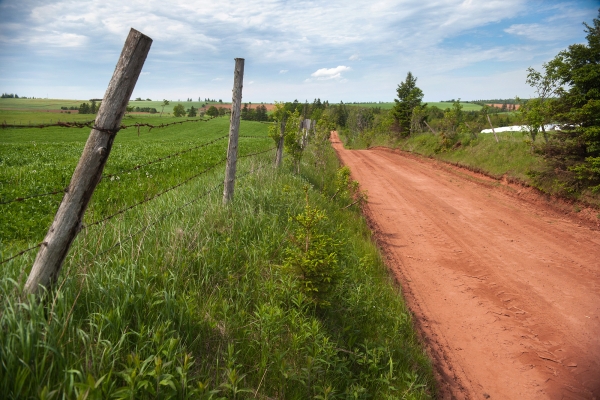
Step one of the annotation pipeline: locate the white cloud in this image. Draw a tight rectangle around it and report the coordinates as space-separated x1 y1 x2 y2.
0 0 594 101
310 66 351 81
504 23 566 42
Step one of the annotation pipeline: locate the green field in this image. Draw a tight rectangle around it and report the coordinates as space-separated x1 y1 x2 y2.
346 101 483 111
1 110 434 398
0 98 230 124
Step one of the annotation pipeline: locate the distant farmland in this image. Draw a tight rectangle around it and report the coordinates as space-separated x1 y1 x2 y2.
347 101 483 111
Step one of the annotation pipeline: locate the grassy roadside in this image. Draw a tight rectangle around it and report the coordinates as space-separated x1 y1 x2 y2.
1 121 434 398
345 130 542 184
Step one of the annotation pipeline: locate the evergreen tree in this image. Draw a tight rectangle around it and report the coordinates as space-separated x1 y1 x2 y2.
392 72 424 137
534 9 600 193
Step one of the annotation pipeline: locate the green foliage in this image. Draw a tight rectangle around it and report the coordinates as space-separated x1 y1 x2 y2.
173 104 186 117
332 166 368 209
532 10 600 196
1 112 434 399
206 105 219 118
392 72 424 137
187 106 197 118
241 103 268 121
284 187 342 307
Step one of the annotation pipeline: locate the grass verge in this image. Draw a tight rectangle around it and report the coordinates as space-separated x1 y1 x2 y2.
1 121 434 398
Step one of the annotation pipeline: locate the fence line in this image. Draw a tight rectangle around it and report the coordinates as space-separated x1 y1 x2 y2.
102 135 229 179
0 116 220 131
0 188 67 206
0 145 275 266
0 242 45 266
0 135 268 205
85 156 228 229
88 160 271 261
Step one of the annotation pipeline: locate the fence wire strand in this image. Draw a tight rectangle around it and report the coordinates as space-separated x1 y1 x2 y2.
0 188 67 206
0 117 218 131
85 157 229 228
0 143 276 265
92 160 271 259
102 135 228 179
0 242 44 265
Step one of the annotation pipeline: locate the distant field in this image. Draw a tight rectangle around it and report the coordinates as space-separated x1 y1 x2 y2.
345 101 483 111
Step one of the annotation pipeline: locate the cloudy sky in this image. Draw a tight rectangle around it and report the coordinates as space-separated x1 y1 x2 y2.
0 0 597 103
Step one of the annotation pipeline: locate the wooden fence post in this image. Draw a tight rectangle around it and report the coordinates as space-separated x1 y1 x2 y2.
223 58 245 204
24 29 152 296
486 114 500 143
275 118 285 167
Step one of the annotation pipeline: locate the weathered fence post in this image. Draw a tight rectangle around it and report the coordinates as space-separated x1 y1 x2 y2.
486 114 500 143
223 58 245 204
24 29 152 296
275 118 285 167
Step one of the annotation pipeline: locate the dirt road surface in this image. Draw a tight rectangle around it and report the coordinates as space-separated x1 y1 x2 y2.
331 132 600 399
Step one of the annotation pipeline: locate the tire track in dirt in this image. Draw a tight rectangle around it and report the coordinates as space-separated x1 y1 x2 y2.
331 132 600 399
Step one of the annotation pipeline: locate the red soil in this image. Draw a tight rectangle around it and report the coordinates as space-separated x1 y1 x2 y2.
331 132 599 399
486 103 521 110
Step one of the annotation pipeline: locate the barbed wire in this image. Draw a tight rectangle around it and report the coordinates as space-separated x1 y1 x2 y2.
0 145 276 265
88 146 276 228
91 160 272 260
0 188 67 206
0 142 272 207
91 181 224 259
0 116 217 131
85 157 229 229
0 242 44 265
239 135 271 139
238 146 277 159
102 135 229 179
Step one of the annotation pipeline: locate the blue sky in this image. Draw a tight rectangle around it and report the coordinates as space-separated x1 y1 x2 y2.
0 0 597 103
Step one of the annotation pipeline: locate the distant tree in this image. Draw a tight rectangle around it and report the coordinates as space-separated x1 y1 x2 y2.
173 103 186 117
187 106 197 117
78 102 90 114
160 99 170 117
392 71 424 137
206 105 219 117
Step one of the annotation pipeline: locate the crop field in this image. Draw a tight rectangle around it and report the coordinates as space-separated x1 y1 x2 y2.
0 109 434 398
348 101 483 111
1 115 271 250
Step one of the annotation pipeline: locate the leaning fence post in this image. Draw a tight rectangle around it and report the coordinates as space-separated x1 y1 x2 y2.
223 58 245 204
24 29 152 296
275 118 285 167
486 114 499 143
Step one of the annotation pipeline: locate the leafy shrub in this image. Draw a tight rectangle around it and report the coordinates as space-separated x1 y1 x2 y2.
284 187 342 307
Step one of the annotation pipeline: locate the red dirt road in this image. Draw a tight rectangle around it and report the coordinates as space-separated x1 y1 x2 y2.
331 132 600 399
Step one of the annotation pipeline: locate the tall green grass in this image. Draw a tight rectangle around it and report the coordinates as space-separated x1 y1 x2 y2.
0 120 434 398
